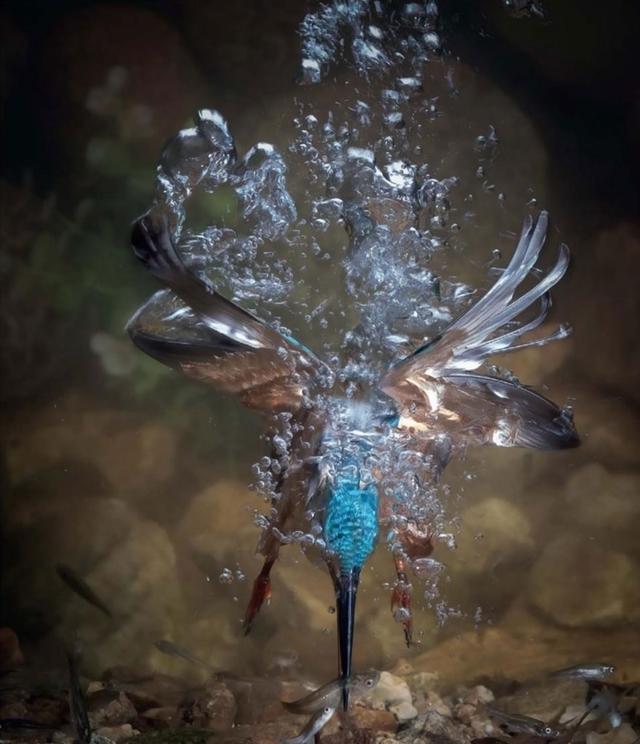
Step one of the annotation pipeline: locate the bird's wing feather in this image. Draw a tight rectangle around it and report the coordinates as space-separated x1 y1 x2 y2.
379 211 578 450
127 214 327 412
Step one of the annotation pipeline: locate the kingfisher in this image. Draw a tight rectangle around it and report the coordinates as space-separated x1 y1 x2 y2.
127 208 578 709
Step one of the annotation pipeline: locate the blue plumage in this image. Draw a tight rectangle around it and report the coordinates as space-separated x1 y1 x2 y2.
324 475 379 573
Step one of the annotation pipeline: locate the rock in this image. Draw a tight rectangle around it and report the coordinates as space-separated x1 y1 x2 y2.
409 706 474 744
104 673 186 710
350 704 398 732
528 535 640 628
3 493 185 676
95 723 138 742
494 677 587 721
390 699 419 723
370 671 418 722
177 480 272 675
0 699 29 719
178 479 259 559
462 685 495 707
565 464 640 548
416 689 453 718
227 675 287 725
2 392 177 501
410 624 640 690
24 696 68 728
87 689 138 727
586 724 639 744
179 680 237 732
404 670 440 692
214 719 303 744
451 497 533 575
139 706 179 727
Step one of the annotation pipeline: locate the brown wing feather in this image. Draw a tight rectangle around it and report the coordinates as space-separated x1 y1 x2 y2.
127 214 327 413
379 212 578 450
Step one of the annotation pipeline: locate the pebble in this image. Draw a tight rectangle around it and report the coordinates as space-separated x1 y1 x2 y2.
370 671 418 721
95 723 138 742
390 700 419 722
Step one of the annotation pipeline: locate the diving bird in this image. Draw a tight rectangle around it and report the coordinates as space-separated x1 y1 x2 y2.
126 209 578 709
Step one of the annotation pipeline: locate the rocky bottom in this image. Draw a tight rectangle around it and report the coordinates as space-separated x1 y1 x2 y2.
1 650 639 744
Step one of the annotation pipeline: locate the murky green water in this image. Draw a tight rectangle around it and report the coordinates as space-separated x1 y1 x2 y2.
1 0 639 695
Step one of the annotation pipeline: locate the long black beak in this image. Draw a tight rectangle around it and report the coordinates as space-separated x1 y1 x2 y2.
335 567 360 711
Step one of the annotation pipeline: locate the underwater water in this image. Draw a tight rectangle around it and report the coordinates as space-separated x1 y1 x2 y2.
1 1 640 741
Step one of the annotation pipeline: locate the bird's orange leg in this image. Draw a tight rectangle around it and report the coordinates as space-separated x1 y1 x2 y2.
391 555 413 647
243 553 277 635
389 521 435 647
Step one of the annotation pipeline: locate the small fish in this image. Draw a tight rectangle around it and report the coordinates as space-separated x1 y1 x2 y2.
67 649 92 744
282 706 336 744
487 707 561 739
282 671 380 714
154 640 217 676
56 564 112 619
550 663 616 681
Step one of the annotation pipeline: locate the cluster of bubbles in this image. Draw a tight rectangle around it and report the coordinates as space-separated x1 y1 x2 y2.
298 0 441 83
149 110 298 324
140 0 551 633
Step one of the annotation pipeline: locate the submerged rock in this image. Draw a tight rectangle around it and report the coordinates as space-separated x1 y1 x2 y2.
453 497 533 574
4 492 185 675
350 704 398 732
87 689 138 728
3 392 177 501
409 623 640 688
95 722 138 742
494 676 587 721
528 535 640 628
565 464 640 547
370 671 418 722
178 680 236 732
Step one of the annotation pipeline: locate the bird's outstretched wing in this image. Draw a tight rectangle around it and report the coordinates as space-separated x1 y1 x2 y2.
126 213 328 412
378 211 579 450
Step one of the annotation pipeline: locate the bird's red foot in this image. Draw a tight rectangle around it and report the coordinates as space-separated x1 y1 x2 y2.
243 559 274 635
390 580 413 647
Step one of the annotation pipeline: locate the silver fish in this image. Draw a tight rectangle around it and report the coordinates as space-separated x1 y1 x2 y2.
154 640 217 676
282 706 336 744
550 663 616 681
487 707 561 739
282 671 380 714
